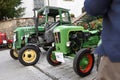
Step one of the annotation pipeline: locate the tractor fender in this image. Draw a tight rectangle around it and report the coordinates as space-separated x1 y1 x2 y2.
78 48 93 54
25 43 41 53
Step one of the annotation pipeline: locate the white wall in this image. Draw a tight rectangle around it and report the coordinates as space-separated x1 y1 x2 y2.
44 0 58 6
21 0 85 18
21 0 34 18
47 0 85 17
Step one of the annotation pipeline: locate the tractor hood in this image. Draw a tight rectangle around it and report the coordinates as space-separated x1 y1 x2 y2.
14 26 44 33
53 25 85 33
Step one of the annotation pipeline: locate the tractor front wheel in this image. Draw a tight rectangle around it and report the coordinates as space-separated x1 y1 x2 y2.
73 49 94 77
8 43 13 49
10 49 18 60
18 45 40 66
47 47 61 66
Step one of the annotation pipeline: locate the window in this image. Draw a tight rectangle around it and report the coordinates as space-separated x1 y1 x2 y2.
62 12 69 22
38 15 46 25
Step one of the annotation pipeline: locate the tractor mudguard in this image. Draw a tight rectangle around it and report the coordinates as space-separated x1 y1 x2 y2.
26 43 41 52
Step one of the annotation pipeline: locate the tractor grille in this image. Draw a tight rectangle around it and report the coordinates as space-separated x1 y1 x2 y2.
54 32 60 43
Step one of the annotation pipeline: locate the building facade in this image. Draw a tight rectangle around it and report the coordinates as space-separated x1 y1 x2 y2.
22 0 84 18
44 0 84 17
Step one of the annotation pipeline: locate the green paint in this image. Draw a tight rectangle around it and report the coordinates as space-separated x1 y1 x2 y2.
12 6 72 50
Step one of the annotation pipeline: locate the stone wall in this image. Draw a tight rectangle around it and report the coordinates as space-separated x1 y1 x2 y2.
0 18 34 39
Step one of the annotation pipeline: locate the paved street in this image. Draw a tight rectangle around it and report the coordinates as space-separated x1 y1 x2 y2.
0 49 97 80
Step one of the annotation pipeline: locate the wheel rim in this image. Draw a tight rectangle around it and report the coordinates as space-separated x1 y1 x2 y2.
22 49 37 63
50 53 59 63
8 43 12 48
13 50 18 57
79 53 93 73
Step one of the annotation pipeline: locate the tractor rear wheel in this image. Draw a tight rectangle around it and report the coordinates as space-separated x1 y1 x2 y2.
73 49 94 77
10 49 18 60
47 47 61 66
18 45 40 66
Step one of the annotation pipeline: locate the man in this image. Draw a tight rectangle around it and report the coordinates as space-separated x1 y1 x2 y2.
84 0 120 80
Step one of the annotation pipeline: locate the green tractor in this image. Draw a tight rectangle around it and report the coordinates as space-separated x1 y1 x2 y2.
46 25 100 77
10 6 72 65
10 26 44 59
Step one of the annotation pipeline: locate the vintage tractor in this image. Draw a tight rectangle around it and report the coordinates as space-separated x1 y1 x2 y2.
46 25 100 77
10 6 72 66
10 26 44 59
0 32 13 48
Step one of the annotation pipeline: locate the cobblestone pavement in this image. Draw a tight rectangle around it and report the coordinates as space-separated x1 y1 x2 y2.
35 50 97 80
0 49 53 80
0 49 97 80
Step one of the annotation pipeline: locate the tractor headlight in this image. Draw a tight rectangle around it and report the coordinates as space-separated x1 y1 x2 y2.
66 41 71 47
52 42 55 47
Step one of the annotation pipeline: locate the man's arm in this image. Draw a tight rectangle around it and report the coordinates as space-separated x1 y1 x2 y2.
84 0 112 16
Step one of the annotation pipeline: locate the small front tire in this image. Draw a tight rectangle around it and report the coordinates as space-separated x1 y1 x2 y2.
18 45 40 66
10 49 18 60
47 47 61 66
8 43 13 49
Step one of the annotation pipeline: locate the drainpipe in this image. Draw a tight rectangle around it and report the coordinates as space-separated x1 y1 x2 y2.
48 0 50 6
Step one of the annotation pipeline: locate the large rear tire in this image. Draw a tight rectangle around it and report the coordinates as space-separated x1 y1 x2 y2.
18 45 40 66
73 49 94 77
47 47 61 66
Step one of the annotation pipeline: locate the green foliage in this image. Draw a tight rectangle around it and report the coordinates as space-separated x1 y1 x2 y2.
81 7 102 25
70 13 75 18
0 0 25 21
76 14 103 31
81 14 102 24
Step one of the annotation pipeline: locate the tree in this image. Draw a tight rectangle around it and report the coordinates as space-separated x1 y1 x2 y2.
0 0 25 21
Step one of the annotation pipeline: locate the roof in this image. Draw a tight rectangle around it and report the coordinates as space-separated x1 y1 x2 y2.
38 6 69 17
